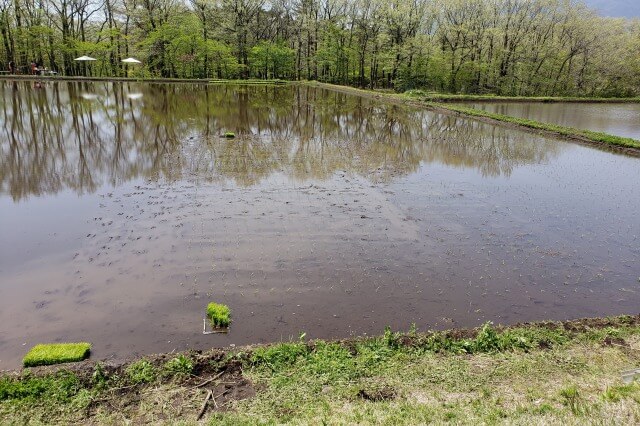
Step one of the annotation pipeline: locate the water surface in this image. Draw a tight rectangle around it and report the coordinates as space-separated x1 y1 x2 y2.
461 102 640 140
1 81 639 369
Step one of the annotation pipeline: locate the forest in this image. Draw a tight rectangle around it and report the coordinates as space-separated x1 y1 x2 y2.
1 0 639 96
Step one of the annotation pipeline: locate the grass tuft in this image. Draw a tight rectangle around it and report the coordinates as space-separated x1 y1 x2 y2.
164 354 193 378
126 359 157 384
560 385 584 415
224 132 236 138
22 343 91 367
0 371 81 402
207 302 231 328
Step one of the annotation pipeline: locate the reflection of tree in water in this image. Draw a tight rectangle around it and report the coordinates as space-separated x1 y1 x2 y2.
0 81 563 200
0 81 182 201
420 114 562 177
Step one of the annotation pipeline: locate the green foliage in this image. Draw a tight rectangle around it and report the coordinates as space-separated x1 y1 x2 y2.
224 132 236 138
248 322 575 378
3 0 640 95
251 342 308 372
383 326 400 349
164 354 194 378
22 343 91 367
302 342 356 383
0 371 81 402
249 41 296 79
126 360 157 384
92 363 109 389
207 302 231 328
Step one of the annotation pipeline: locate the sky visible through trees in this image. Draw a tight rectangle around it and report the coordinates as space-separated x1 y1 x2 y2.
584 0 640 18
1 0 639 96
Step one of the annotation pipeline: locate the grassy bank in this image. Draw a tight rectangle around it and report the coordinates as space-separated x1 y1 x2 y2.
2 315 640 424
404 91 640 104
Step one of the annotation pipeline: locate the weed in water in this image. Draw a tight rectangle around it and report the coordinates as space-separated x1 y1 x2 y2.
207 302 231 328
164 354 194 378
22 343 91 367
126 359 157 384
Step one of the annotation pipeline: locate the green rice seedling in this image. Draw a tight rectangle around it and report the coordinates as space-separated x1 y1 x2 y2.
22 343 91 367
207 302 231 328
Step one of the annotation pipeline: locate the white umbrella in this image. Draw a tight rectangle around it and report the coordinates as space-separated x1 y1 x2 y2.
74 56 97 61
122 57 142 64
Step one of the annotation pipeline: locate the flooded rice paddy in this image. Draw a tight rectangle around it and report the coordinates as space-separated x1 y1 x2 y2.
460 102 640 140
1 81 639 369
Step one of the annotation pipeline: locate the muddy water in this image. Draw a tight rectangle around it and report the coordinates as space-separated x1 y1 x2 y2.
1 81 639 369
461 102 640 140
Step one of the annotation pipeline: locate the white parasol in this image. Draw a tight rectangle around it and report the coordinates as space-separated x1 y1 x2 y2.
121 57 142 64
74 56 97 61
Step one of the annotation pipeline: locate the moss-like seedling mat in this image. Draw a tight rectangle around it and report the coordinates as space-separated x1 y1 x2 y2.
23 343 91 367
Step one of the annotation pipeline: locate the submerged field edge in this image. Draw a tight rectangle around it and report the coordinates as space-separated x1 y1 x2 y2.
1 314 640 424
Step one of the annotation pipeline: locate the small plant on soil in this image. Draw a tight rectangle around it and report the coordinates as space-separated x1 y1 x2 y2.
224 132 236 138
207 302 231 328
92 363 109 388
22 343 91 367
164 354 193 378
126 359 157 384
560 385 583 415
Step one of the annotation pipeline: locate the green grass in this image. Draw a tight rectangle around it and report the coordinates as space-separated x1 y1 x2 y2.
164 354 194 378
207 302 231 328
2 316 640 424
433 103 640 150
404 90 640 103
211 321 640 425
126 359 157 384
22 343 91 367
224 132 236 138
